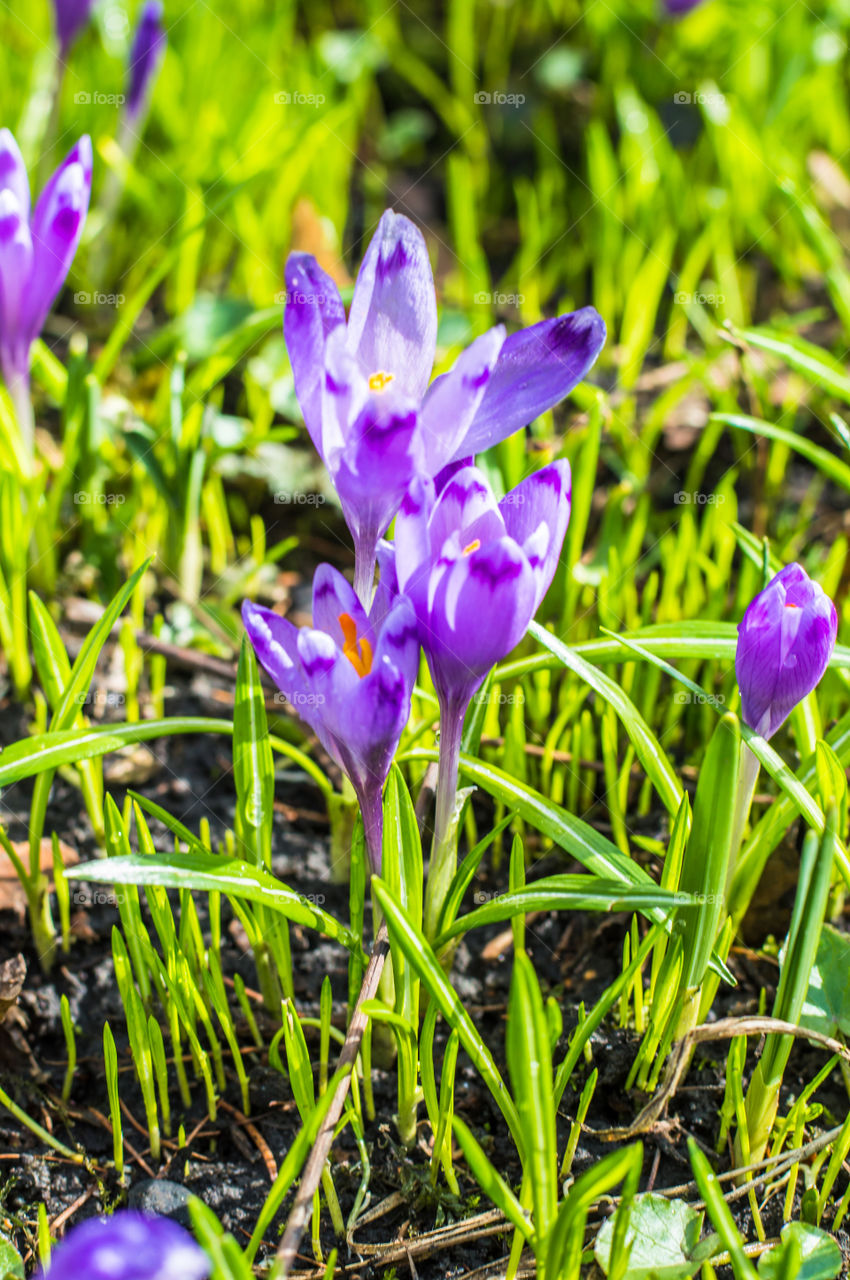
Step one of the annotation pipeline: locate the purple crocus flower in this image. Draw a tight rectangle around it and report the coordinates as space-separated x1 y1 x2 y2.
37 1211 209 1280
663 0 704 12
394 460 571 935
0 129 92 448
127 1 167 121
284 210 604 603
242 560 419 871
53 0 95 55
736 564 837 740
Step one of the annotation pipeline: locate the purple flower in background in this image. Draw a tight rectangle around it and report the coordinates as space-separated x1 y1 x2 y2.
394 461 571 935
52 0 95 55
663 0 704 12
127 1 167 121
243 561 419 871
37 1211 209 1280
736 564 837 740
284 210 604 602
0 129 92 447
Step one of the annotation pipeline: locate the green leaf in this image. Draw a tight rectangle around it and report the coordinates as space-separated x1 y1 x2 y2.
0 718 234 786
371 878 523 1152
0 1236 24 1280
452 1117 533 1242
435 877 689 950
800 924 850 1039
68 852 360 953
736 327 850 404
594 1195 714 1279
529 621 683 817
675 714 741 991
712 414 850 491
758 1224 842 1279
233 637 274 869
507 952 557 1240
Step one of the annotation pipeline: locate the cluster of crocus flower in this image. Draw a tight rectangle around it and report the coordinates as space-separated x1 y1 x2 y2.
245 210 605 905
37 1210 209 1280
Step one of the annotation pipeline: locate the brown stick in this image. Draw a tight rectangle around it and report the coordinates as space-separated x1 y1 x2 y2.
276 921 391 1273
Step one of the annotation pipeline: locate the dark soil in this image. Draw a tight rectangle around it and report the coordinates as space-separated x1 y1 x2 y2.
1 668 849 1278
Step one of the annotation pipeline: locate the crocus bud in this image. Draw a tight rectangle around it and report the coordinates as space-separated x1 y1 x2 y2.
52 0 95 55
127 1 167 121
736 563 837 740
36 1211 210 1280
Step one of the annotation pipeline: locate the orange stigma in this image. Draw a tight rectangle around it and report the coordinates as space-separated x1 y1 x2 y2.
786 603 799 609
462 538 481 556
339 612 373 677
368 371 394 393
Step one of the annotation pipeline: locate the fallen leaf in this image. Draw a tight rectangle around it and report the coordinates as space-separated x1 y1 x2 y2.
0 839 79 917
0 955 25 1025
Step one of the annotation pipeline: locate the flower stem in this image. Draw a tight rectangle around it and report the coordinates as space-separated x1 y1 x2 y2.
353 540 377 609
726 743 760 911
358 783 384 875
423 697 466 943
7 366 35 467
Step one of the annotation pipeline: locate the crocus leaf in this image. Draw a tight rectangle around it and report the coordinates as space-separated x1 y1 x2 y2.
799 924 850 1040
506 951 557 1240
757 1223 842 1279
67 853 361 954
594 1194 714 1279
0 1236 24 1280
371 877 523 1153
713 414 850 491
435 877 690 949
528 620 683 817
735 326 850 404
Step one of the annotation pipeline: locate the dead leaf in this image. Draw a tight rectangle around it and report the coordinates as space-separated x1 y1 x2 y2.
0 954 25 1024
0 839 79 917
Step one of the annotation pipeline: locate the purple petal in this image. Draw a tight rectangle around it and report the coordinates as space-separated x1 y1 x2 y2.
345 658 412 792
499 460 572 608
419 327 505 474
312 563 372 652
242 600 308 708
347 210 437 401
452 307 606 460
22 136 92 344
127 0 167 119
284 253 345 453
736 564 837 739
372 594 420 693
53 0 95 52
425 465 505 561
663 0 704 13
35 1211 209 1280
0 129 30 220
329 390 421 552
0 188 34 377
369 539 400 633
423 537 536 706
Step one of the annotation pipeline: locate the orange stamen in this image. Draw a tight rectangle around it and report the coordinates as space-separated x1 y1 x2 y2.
462 538 481 556
339 612 373 677
368 371 394 393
